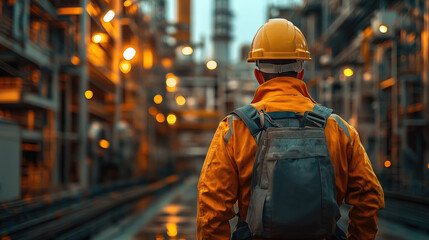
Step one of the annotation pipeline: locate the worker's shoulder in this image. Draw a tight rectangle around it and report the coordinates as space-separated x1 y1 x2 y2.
327 113 356 143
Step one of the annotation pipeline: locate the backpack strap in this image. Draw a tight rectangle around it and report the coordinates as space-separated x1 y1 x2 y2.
231 105 262 137
330 114 352 143
303 104 333 129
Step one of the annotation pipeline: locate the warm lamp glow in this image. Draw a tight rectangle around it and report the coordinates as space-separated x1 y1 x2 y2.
166 86 176 92
166 77 177 88
167 114 177 125
148 106 158 116
379 25 388 33
92 33 107 43
99 139 110 149
154 94 163 104
166 223 178 237
161 58 172 69
156 113 165 123
123 0 132 7
71 56 80 65
120 60 132 74
103 10 115 22
384 160 391 168
207 60 217 70
175 95 186 106
344 68 354 77
182 46 193 55
92 34 102 43
123 47 136 60
85 90 93 99
143 48 153 69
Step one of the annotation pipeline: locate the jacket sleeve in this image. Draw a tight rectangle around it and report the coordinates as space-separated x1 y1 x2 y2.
345 125 385 240
197 117 238 240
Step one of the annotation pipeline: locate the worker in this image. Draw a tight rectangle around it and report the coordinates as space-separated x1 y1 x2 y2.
197 18 384 240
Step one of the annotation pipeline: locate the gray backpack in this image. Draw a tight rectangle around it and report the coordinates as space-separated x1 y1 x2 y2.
232 104 349 239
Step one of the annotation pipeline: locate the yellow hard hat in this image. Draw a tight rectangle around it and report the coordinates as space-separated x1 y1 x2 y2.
248 18 312 62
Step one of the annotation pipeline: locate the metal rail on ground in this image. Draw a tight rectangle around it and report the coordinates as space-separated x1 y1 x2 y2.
0 175 181 240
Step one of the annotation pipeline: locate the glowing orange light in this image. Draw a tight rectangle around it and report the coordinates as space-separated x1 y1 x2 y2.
148 106 158 116
92 33 107 43
166 73 175 78
166 86 176 92
71 56 80 65
206 60 217 70
379 25 388 33
156 113 165 123
175 95 186 106
167 114 177 125
123 0 132 7
427 163 429 169
143 48 153 69
384 160 391 168
92 34 102 43
154 94 163 104
163 205 181 215
120 60 132 74
161 58 172 69
166 223 178 237
344 68 354 77
85 90 93 99
57 7 83 15
99 139 110 149
123 47 136 60
103 10 115 22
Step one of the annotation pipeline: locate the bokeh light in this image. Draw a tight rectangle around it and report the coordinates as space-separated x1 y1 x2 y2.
103 10 115 22
85 90 93 100
99 139 110 149
154 94 163 104
166 223 177 237
379 25 388 33
167 114 177 125
344 68 354 77
175 95 186 106
71 56 80 65
123 47 136 60
384 160 391 168
156 113 165 123
120 60 132 74
182 46 193 55
123 0 132 7
206 60 217 70
166 77 177 88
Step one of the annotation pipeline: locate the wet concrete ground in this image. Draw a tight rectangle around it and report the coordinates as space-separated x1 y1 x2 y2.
96 176 429 240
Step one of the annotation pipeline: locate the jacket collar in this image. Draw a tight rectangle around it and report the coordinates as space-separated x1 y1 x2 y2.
251 77 317 104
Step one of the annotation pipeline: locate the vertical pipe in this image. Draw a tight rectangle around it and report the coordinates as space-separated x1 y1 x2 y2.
374 45 381 170
78 0 89 188
343 77 350 121
176 0 191 43
112 0 122 160
424 0 429 119
64 76 71 188
391 40 398 168
354 69 362 129
51 59 60 185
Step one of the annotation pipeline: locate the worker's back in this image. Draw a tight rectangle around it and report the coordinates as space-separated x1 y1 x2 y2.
197 77 384 239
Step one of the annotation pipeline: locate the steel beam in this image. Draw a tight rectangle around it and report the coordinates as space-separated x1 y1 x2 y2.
78 0 90 188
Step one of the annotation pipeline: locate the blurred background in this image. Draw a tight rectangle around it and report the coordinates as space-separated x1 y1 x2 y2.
0 0 428 239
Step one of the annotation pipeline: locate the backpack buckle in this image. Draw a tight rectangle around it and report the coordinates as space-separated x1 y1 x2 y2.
303 111 326 128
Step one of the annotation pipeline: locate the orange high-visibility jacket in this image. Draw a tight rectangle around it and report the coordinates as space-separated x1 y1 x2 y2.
197 77 385 240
